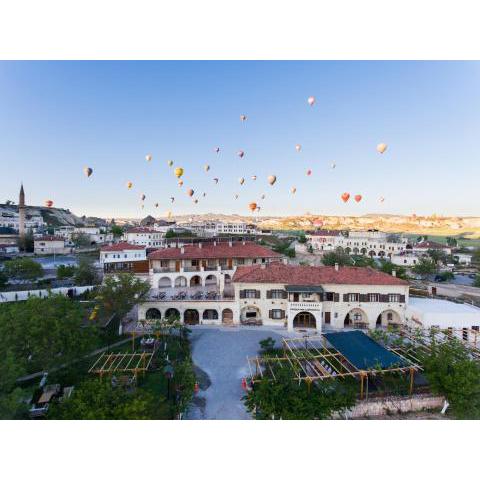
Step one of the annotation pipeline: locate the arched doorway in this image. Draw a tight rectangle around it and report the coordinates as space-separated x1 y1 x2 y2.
369 250 376 257
378 251 386 258
222 308 233 325
345 308 368 328
165 308 180 322
175 276 188 287
190 275 202 287
205 274 217 287
184 309 199 325
202 309 218 320
360 248 367 255
240 306 261 325
344 247 351 254
158 277 172 289
224 273 232 284
145 308 161 320
377 310 402 328
293 311 316 329
353 247 359 255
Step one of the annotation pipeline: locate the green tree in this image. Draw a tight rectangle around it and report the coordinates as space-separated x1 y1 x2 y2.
322 250 353 267
446 237 458 247
18 228 34 252
379 261 407 279
297 233 307 244
110 225 123 238
0 295 99 375
0 350 28 419
74 258 99 285
244 366 357 419
0 271 8 290
473 275 480 288
421 338 480 419
259 337 277 355
412 257 437 278
96 273 150 320
71 232 91 248
427 249 447 264
57 264 76 279
351 255 376 268
3 257 43 281
48 378 157 420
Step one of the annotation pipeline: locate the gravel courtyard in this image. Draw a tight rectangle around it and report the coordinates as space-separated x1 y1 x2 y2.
185 326 289 420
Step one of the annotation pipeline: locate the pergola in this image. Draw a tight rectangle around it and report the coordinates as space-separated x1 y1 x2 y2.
247 331 422 399
89 352 154 379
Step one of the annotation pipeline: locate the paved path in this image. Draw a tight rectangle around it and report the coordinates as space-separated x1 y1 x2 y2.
185 326 288 420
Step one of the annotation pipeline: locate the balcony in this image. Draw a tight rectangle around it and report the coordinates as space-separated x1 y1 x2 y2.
152 267 175 273
288 301 322 312
183 266 200 272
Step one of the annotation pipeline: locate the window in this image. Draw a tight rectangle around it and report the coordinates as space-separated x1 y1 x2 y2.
302 293 312 299
245 289 259 299
368 293 380 302
387 312 393 321
237 258 245 265
269 290 286 299
270 309 285 319
388 294 401 303
347 293 360 302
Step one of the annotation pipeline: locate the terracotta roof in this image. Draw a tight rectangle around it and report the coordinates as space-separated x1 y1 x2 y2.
415 241 448 249
148 241 282 260
100 242 146 252
34 236 64 242
232 262 408 286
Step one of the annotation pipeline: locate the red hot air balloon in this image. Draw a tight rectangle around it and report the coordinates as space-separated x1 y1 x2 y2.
341 192 350 203
44 199 54 208
306 169 312 176
354 194 362 203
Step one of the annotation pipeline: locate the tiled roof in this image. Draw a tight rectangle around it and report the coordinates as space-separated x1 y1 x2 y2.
100 242 146 252
232 262 408 286
415 241 448 249
148 241 282 260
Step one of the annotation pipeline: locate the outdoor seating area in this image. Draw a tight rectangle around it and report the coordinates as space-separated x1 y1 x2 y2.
149 287 224 301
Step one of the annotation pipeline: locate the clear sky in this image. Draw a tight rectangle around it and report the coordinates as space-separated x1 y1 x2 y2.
1 61 479 219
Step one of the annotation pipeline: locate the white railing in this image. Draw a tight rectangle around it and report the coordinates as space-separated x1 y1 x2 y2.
289 301 322 312
0 285 96 303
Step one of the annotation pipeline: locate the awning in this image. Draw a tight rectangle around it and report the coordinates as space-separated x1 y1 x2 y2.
285 285 324 293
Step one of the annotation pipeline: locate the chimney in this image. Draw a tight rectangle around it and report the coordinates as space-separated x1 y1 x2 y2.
392 270 396 277
242 240 246 245
229 240 232 247
180 247 185 254
283 257 288 265
198 242 202 249
334 263 339 271
213 241 217 247
261 263 266 269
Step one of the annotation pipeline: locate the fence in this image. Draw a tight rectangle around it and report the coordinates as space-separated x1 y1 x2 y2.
0 285 96 303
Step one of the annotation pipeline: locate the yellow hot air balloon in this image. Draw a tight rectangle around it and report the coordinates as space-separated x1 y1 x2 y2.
204 164 210 172
239 177 245 185
166 210 172 219
126 181 133 189
145 154 152 162
174 167 184 178
377 143 388 154
168 160 174 167
83 167 93 177
267 175 277 186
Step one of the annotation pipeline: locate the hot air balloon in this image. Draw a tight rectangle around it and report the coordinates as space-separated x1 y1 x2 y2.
267 175 277 186
213 178 219 184
178 180 184 187
44 200 54 208
295 144 302 153
331 162 336 169
379 196 385 203
154 203 159 208
251 175 257 181
239 177 245 185
140 193 146 201
240 114 247 122
214 146 220 154
83 167 93 178
170 197 175 203
306 169 312 176
187 188 194 197
145 154 152 162
168 160 174 167
194 199 198 204
376 143 388 154
354 194 362 203
248 202 257 212
174 167 184 178
307 96 316 106
256 206 261 212
141 204 144 209
126 181 133 189
204 164 210 172
291 187 297 194
341 192 350 203
237 150 245 159
234 194 239 200
261 194 266 200
202 192 206 197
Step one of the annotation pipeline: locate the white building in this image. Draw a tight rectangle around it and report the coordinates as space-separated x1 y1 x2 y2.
34 236 72 255
74 226 113 245
99 242 148 274
178 220 259 237
0 243 20 255
123 227 166 248
0 210 45 232
390 253 419 267
412 241 452 256
453 253 472 265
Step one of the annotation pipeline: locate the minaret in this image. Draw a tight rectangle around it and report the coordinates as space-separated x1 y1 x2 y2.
18 183 26 241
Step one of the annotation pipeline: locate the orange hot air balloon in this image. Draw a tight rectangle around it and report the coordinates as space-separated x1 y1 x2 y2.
126 181 133 189
248 202 257 212
295 144 301 152
307 96 316 106
83 167 93 177
354 194 362 203
306 169 312 176
267 175 277 186
376 143 388 154
174 167 184 178
187 188 194 197
237 150 245 159
44 199 54 208
178 180 184 186
341 192 350 203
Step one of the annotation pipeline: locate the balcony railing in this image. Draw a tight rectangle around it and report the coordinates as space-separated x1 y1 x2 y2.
183 266 200 272
152 267 175 273
289 301 322 312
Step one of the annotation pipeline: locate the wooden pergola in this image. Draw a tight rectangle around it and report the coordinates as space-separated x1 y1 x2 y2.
247 333 422 399
89 352 154 379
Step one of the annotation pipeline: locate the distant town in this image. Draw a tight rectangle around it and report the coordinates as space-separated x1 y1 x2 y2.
2 184 480 420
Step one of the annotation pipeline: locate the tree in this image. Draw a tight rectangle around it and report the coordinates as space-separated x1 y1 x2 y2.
74 258 99 285
3 257 43 282
474 275 480 288
48 378 157 420
322 250 353 267
379 261 407 279
57 264 76 280
427 249 447 264
0 295 99 375
412 257 437 278
96 273 151 320
18 228 34 252
351 255 376 268
259 337 277 355
71 232 91 248
244 366 357 419
0 271 8 290
446 237 458 247
297 233 307 244
421 338 480 419
110 225 123 238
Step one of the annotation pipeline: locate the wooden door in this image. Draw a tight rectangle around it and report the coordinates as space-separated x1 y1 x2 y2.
175 261 181 272
228 258 233 269
324 311 331 324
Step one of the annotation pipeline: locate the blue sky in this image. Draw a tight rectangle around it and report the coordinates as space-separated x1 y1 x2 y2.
1 61 479 218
